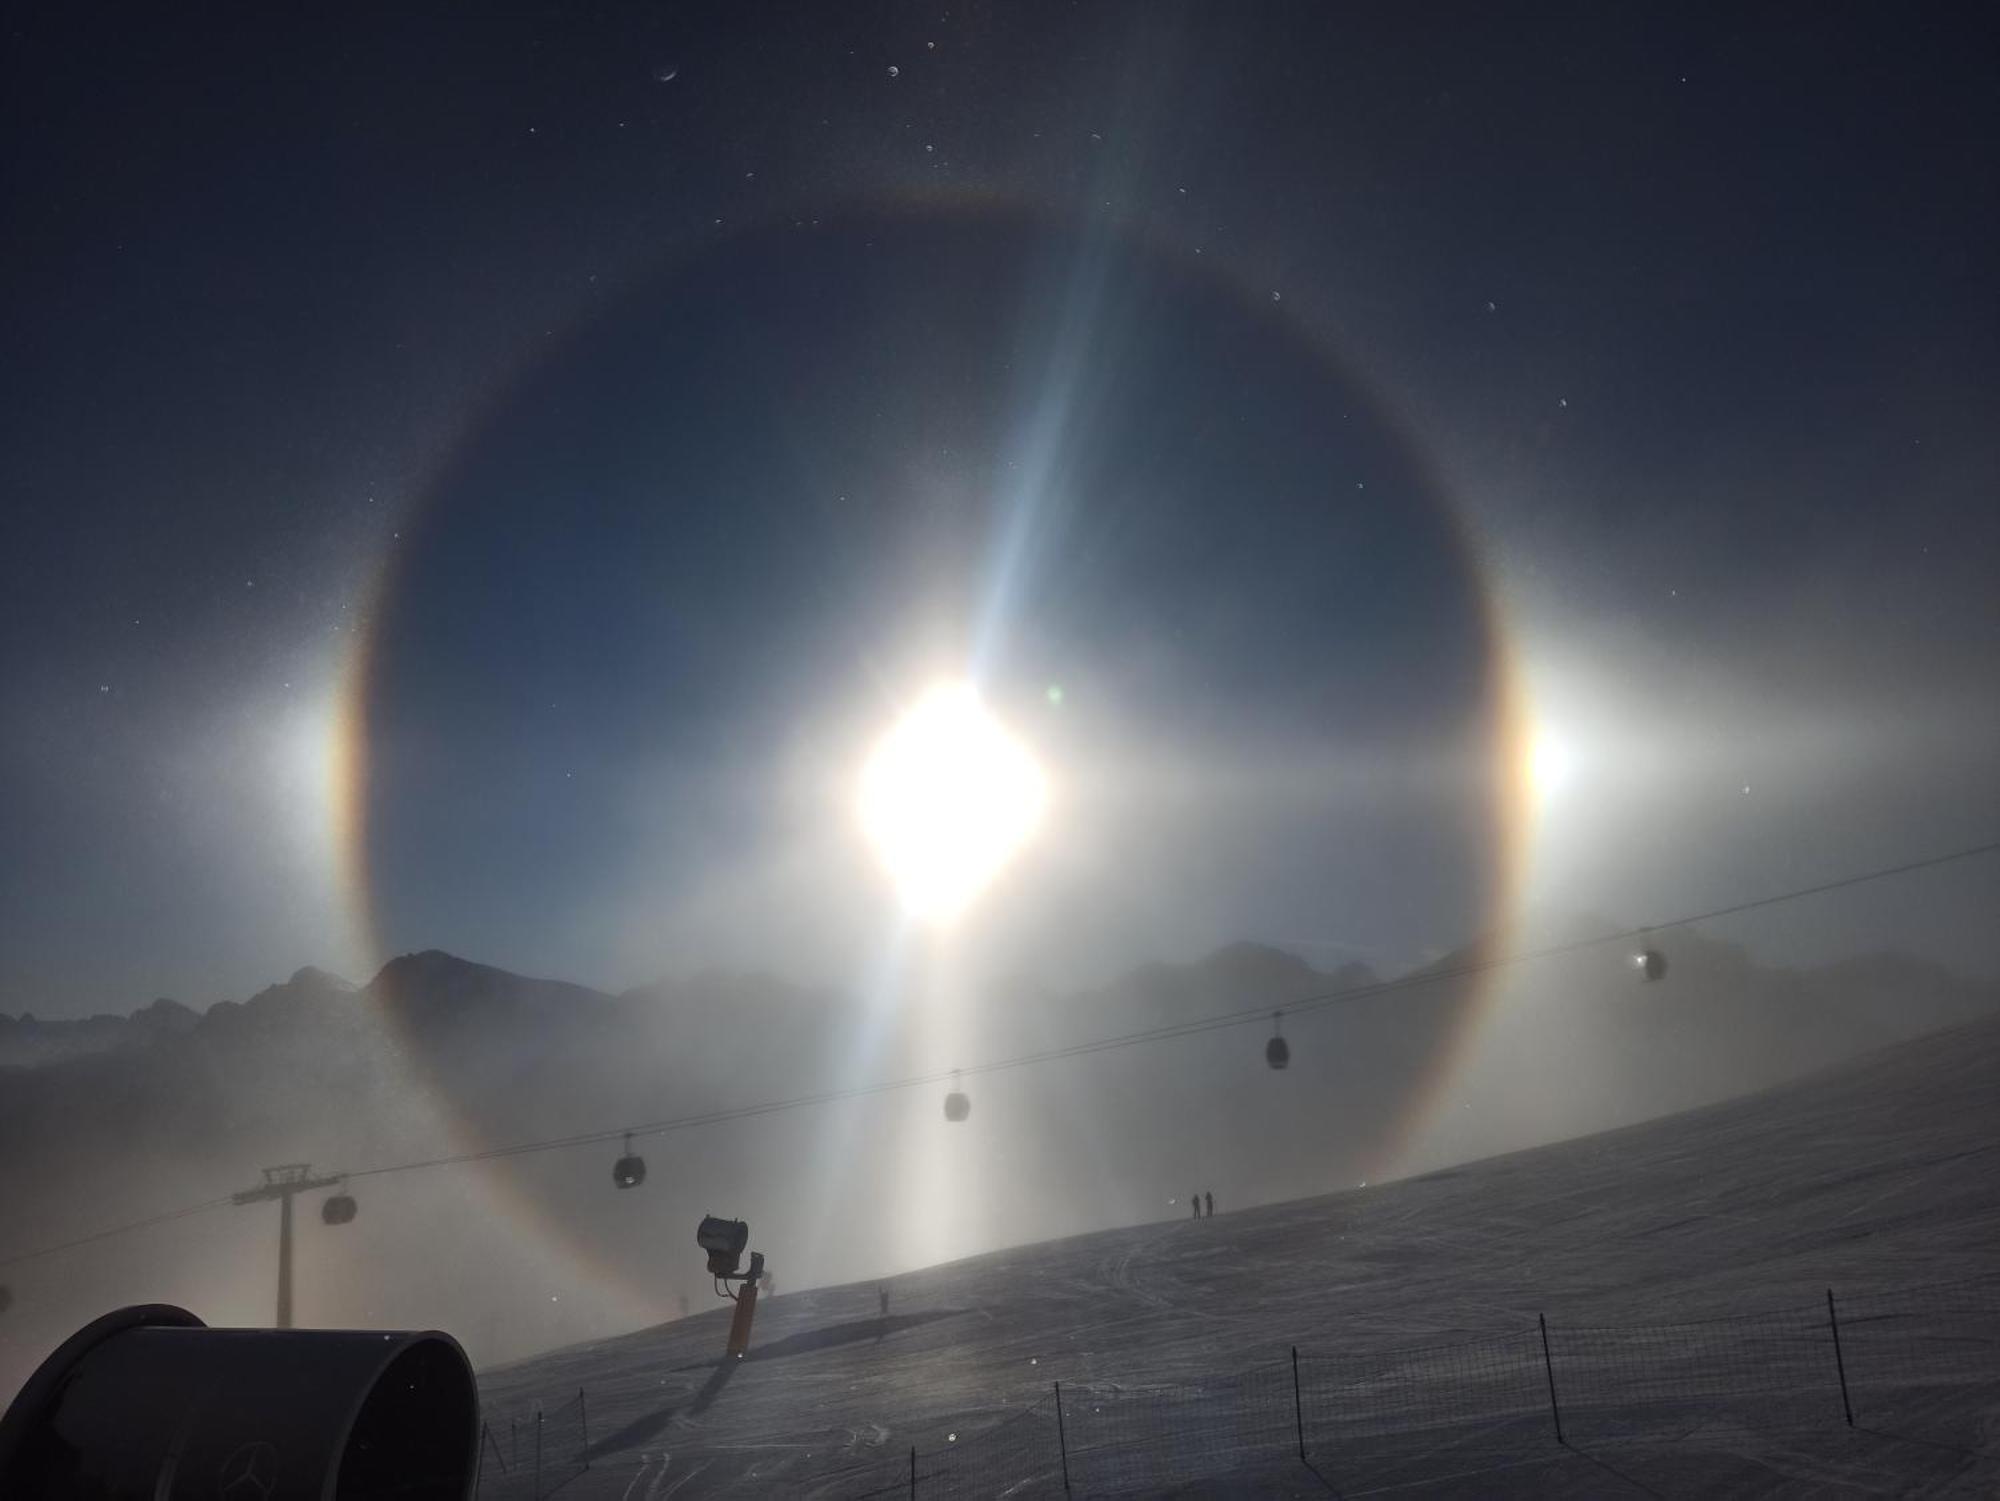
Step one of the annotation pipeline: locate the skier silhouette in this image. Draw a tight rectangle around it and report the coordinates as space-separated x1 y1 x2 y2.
1204 1190 1214 1219
879 1285 890 1319
1191 1190 1202 1220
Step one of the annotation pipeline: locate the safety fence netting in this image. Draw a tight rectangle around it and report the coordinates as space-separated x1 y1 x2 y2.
1058 1361 1298 1495
620 1277 2000 1496
1295 1329 1552 1490
915 1390 1069 1498
475 1388 589 1498
1544 1304 1841 1442
1833 1274 2000 1444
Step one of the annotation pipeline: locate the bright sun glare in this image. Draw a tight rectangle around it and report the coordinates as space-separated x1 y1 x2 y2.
859 683 1047 924
1530 726 1575 804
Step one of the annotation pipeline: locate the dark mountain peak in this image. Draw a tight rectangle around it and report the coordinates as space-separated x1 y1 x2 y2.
377 948 465 976
288 965 356 992
0 994 199 1066
131 997 199 1030
233 963 360 1020
368 950 612 1017
370 949 503 995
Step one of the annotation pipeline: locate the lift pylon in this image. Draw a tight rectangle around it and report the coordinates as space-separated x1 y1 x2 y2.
231 1163 346 1327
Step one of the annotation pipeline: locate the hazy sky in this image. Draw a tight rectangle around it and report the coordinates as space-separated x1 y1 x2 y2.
5 3 1996 1017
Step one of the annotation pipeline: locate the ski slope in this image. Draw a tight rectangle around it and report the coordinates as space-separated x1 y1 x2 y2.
476 1014 2000 1496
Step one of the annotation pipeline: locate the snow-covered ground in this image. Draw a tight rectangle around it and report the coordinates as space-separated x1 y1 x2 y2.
475 1014 2000 1496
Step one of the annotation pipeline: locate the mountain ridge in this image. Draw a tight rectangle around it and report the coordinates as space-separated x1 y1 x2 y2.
4 934 1995 1077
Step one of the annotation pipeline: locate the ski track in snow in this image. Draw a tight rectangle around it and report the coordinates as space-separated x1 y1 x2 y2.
478 1018 2000 1496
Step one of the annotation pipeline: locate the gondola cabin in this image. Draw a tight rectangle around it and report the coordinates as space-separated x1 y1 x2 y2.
613 1134 647 1189
943 1068 971 1122
1266 1012 1290 1069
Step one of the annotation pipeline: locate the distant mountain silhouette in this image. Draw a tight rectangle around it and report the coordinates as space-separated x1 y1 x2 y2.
373 950 610 1024
0 994 200 1068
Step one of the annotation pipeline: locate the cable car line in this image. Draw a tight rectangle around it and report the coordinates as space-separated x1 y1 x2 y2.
0 1196 238 1270
3 834 1995 1272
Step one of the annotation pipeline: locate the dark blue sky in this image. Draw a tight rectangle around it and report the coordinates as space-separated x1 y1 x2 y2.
4 3 1995 1013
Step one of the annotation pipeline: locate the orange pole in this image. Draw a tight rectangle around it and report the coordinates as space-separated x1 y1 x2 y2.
726 1280 759 1357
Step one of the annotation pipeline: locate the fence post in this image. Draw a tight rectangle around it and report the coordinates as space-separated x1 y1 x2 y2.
535 1409 544 1498
908 1442 916 1497
579 1388 590 1468
1054 1380 1072 1495
1827 1288 1855 1427
474 1420 487 1492
1538 1314 1566 1446
510 1416 518 1469
1291 1346 1306 1462
480 1422 506 1480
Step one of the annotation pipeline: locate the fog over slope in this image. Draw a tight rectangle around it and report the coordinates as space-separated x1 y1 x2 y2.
2 932 1994 1397
482 1002 2000 1496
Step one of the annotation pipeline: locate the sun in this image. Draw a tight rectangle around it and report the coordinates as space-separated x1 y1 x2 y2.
859 683 1047 924
1529 726 1575 803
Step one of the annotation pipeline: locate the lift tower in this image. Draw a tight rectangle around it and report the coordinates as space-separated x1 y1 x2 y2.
232 1163 346 1328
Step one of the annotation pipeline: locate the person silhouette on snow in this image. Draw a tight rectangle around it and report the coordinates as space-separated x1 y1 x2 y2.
1191 1190 1202 1220
1204 1190 1214 1219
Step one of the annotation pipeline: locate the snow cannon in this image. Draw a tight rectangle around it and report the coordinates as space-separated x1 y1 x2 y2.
695 1219 767 1358
0 1303 478 1500
698 1215 750 1277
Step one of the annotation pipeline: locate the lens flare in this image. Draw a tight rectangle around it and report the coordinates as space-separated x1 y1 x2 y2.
859 683 1047 924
